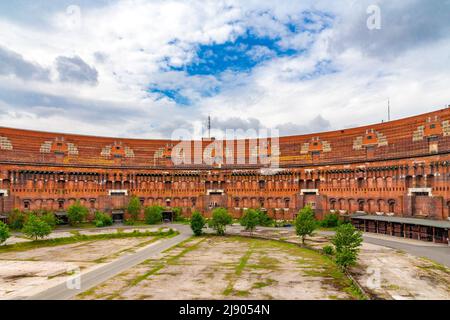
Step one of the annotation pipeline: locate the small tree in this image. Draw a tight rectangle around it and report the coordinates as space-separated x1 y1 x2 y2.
127 196 142 222
295 206 317 244
22 214 52 241
256 209 273 227
240 209 259 233
331 223 363 270
0 221 10 245
144 205 164 224
190 211 206 236
67 201 89 226
208 207 232 236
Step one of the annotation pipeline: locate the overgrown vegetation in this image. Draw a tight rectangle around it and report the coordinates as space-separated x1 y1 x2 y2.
240 209 259 233
94 211 113 228
208 207 233 235
190 211 206 236
331 223 363 270
0 221 10 245
22 214 52 240
8 208 26 230
320 213 339 228
67 201 89 226
294 206 317 244
0 229 178 253
127 196 142 222
144 205 164 224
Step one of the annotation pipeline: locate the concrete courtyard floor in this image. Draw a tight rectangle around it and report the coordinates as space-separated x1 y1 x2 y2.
224 227 450 300
75 236 362 300
0 227 168 299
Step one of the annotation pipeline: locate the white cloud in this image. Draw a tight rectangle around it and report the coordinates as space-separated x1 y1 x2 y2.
0 0 448 138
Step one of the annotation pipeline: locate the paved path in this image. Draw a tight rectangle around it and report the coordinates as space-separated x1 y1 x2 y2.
26 225 192 300
317 229 450 267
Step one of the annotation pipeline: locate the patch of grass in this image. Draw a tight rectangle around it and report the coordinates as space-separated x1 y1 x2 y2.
252 278 277 289
0 229 178 253
129 263 165 286
418 257 450 274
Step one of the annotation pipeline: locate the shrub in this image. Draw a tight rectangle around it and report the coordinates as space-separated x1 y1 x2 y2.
124 219 136 226
240 209 259 233
40 212 58 228
294 206 317 244
22 214 52 241
208 207 232 236
8 209 26 230
321 213 339 228
67 201 89 226
190 211 206 236
256 209 273 227
172 207 184 221
127 196 142 221
331 223 363 270
144 205 164 224
0 221 10 245
322 245 334 255
94 211 113 228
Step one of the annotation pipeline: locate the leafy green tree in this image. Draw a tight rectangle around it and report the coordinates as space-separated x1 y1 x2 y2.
256 209 273 227
67 201 89 226
144 205 164 224
331 223 363 270
127 196 142 221
321 213 339 228
8 209 26 230
190 211 206 236
208 207 232 236
294 206 317 244
22 214 52 241
0 221 10 245
240 209 259 233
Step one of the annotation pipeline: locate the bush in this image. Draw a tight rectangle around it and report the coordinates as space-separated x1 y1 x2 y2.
321 213 339 228
256 209 273 227
127 196 142 221
172 207 184 221
67 201 89 226
8 209 26 230
22 214 52 241
94 211 113 228
322 245 334 255
0 221 10 245
144 205 164 224
240 209 259 233
190 211 206 236
124 219 136 226
40 212 58 228
331 223 363 270
208 207 232 236
294 206 317 244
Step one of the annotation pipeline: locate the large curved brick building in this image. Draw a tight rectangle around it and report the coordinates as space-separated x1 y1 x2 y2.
1 108 450 243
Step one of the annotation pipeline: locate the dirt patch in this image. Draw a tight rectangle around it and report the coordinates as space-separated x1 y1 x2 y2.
351 243 450 300
76 236 357 300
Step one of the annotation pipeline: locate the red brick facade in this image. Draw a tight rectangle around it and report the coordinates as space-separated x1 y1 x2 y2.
1 108 450 229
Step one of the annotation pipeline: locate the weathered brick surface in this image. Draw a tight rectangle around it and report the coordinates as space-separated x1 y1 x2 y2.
0 109 449 222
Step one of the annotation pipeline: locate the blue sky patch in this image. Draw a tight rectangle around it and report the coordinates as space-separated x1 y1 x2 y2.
168 31 299 76
149 87 191 106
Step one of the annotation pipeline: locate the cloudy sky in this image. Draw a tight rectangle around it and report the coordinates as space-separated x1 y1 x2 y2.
0 0 449 139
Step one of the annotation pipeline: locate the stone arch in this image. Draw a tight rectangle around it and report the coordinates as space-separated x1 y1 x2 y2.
388 199 396 213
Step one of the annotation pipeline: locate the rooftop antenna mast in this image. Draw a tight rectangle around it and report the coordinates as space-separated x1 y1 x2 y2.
207 115 211 139
388 98 391 121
